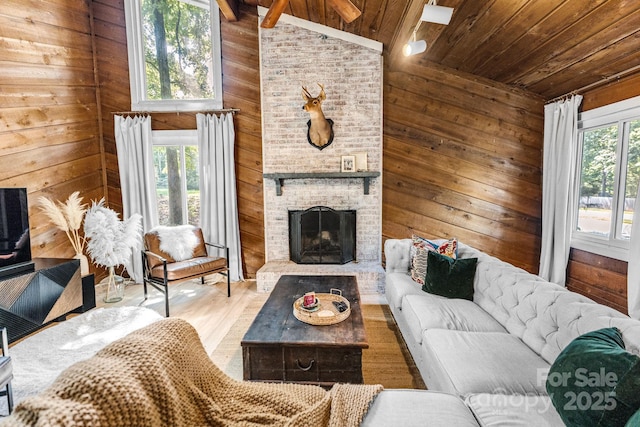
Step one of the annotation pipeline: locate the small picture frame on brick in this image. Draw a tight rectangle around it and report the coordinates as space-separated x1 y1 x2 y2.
341 155 356 172
353 152 368 171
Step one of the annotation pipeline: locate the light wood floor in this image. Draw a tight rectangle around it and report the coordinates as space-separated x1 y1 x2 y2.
95 275 268 354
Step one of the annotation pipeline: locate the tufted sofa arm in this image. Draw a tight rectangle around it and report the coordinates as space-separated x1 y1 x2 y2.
384 238 412 274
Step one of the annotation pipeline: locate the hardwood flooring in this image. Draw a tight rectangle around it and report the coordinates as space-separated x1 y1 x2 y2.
94 275 388 353
20 275 423 389
95 275 267 354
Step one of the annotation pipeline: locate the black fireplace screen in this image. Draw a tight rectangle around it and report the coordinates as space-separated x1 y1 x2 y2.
289 206 356 264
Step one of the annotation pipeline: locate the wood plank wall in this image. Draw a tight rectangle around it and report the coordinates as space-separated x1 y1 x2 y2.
6 0 631 313
0 0 104 267
564 73 640 314
382 59 545 273
92 0 265 278
1 1 546 283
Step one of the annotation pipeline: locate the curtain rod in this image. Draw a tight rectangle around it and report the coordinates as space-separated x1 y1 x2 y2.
546 64 640 104
111 108 240 115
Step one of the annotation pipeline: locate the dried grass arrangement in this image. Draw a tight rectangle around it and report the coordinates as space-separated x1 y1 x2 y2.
83 199 142 303
38 191 87 256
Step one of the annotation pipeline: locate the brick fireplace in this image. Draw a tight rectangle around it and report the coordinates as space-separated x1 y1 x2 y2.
256 8 385 295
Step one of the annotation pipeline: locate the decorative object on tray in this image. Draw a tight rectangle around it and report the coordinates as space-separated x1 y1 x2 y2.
302 291 318 310
293 288 351 325
38 191 90 276
83 199 142 303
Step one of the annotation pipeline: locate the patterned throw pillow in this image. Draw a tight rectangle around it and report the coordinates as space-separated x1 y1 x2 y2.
410 235 458 285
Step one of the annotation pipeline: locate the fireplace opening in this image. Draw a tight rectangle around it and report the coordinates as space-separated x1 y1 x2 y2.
289 206 356 264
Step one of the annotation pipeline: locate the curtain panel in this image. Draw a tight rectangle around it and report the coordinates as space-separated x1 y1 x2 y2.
629 188 640 319
196 113 244 282
539 95 583 286
114 115 158 283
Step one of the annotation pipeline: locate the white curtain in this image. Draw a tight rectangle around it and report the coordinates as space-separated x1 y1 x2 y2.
539 95 583 286
196 113 244 282
114 115 158 283
628 187 640 319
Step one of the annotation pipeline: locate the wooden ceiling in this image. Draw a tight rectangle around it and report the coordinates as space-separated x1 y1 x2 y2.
234 0 640 100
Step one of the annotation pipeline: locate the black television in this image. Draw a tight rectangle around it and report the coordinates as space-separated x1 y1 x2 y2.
0 188 33 278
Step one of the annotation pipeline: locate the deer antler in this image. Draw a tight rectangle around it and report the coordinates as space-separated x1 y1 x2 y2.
317 83 326 101
302 86 313 100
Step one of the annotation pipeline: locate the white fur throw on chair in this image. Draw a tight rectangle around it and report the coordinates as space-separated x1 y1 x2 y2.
152 225 200 261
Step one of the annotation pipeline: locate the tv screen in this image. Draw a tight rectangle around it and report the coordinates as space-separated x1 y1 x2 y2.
0 188 32 270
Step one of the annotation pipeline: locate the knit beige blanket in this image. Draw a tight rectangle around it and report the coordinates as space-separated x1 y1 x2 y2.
2 318 382 427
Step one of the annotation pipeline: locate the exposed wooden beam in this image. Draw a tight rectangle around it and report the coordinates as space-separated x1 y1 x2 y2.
216 0 239 21
260 0 290 28
326 0 361 24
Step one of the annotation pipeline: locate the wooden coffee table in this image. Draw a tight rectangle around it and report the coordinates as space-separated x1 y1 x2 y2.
241 275 368 386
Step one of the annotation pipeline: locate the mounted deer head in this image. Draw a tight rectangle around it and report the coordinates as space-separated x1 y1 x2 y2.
302 83 334 150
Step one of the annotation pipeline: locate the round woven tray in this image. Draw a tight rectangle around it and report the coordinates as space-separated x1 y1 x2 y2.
293 289 351 326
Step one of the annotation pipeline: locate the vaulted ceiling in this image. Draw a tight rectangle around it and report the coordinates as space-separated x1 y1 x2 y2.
238 0 640 100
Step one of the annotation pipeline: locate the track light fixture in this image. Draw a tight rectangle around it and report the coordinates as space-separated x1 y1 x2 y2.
403 38 427 57
402 0 454 57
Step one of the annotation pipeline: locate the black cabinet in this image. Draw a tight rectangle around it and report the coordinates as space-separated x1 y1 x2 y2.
72 274 96 314
0 258 82 343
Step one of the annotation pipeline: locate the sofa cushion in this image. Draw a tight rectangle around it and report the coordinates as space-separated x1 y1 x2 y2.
423 251 477 300
546 327 640 427
463 243 640 363
421 329 550 397
385 272 424 311
401 294 506 345
384 238 412 274
466 393 564 426
361 389 480 427
410 235 457 285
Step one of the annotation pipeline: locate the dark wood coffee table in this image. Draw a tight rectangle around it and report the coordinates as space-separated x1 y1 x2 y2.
241 275 368 386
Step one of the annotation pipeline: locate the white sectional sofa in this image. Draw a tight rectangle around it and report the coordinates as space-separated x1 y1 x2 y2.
366 238 640 426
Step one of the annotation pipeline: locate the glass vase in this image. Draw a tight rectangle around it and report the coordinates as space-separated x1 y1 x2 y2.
104 266 125 303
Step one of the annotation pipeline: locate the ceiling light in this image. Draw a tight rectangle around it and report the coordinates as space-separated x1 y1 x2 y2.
403 39 427 56
402 0 453 57
420 3 454 25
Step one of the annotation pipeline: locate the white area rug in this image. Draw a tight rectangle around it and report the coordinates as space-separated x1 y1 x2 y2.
0 306 162 413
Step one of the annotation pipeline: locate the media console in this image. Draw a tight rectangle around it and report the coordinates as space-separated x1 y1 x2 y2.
0 258 83 343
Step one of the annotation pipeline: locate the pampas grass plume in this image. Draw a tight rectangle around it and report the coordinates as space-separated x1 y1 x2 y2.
84 199 142 271
38 196 69 232
38 191 87 254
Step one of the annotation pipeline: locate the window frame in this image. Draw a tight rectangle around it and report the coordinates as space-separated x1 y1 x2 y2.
571 95 640 262
152 129 199 225
123 0 223 112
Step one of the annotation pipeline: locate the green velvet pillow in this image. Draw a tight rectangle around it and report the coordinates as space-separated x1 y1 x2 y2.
625 409 640 427
422 251 477 300
546 327 640 427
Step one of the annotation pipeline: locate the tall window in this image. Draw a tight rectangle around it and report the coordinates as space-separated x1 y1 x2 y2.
124 0 223 111
152 130 200 225
572 97 640 261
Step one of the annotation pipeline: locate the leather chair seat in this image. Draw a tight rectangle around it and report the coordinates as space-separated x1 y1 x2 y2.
150 256 227 282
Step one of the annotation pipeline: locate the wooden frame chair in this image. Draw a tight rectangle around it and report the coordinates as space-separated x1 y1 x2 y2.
0 327 13 414
141 227 230 317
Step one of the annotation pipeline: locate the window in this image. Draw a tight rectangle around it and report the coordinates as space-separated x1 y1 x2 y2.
572 96 640 261
152 130 200 225
124 0 223 112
